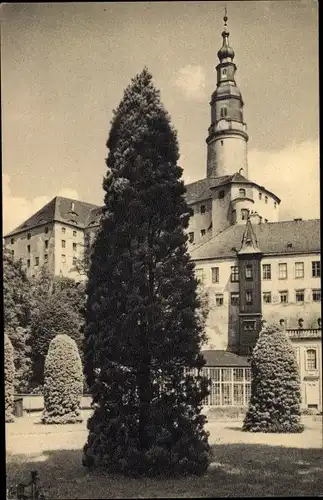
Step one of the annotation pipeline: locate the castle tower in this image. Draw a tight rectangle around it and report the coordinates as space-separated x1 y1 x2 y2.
206 10 249 178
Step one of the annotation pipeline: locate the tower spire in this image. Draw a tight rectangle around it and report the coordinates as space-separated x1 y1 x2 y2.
206 8 248 179
217 6 235 62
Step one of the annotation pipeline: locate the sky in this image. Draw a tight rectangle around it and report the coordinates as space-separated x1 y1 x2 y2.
1 1 319 235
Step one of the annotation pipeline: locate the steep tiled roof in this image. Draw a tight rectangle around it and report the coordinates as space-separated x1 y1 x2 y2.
202 350 250 367
5 197 101 237
185 176 231 205
185 173 281 205
191 219 320 260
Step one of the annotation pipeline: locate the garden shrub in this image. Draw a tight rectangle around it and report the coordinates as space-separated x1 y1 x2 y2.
5 333 15 422
42 334 83 424
243 323 304 433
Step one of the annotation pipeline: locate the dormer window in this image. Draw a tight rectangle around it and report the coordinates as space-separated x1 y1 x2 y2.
239 188 246 197
219 190 225 199
200 205 206 214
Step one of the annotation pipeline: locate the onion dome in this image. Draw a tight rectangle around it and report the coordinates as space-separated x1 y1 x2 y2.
217 12 235 61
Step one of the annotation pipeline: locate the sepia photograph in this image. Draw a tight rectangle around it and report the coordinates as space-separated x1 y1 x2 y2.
2 1 321 498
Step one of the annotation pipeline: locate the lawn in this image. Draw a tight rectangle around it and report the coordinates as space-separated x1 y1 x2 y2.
6 412 323 498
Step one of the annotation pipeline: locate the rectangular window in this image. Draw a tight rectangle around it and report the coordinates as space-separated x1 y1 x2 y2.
245 291 253 305
265 196 268 203
27 245 31 253
200 229 206 237
35 257 39 266
259 192 262 200
230 293 239 306
11 238 15 244
245 265 253 280
295 262 304 278
62 227 66 234
231 266 239 282
263 292 272 303
295 289 305 302
233 384 244 406
61 254 66 263
45 240 49 249
73 242 77 251
200 205 206 214
61 240 66 248
262 264 271 280
215 294 224 307
306 349 317 370
195 268 204 284
241 209 249 220
312 261 321 278
244 320 256 331
188 232 194 243
27 233 31 240
279 290 288 303
211 267 219 283
73 256 77 265
44 254 48 263
27 259 30 268
233 368 244 382
221 369 232 382
11 250 14 256
312 289 321 302
73 230 77 237
278 263 288 279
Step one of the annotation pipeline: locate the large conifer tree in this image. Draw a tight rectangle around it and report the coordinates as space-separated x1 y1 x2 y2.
83 68 210 477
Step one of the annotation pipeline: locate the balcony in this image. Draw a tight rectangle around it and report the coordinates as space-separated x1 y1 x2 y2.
287 328 321 339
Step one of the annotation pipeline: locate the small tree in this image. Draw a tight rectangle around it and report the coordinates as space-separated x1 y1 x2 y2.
42 334 83 424
30 278 85 388
243 323 304 433
5 334 15 423
6 327 33 394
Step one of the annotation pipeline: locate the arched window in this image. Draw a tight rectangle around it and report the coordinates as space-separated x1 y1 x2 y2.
239 188 246 197
306 349 317 370
220 107 227 118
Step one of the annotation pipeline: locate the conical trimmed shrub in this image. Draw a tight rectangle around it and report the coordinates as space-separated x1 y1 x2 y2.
42 334 83 424
5 333 15 423
243 323 304 433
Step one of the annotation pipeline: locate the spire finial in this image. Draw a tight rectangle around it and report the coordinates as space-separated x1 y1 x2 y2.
224 5 228 26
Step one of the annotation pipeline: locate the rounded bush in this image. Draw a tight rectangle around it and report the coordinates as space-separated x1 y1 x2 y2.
42 334 83 424
243 323 304 433
5 334 15 423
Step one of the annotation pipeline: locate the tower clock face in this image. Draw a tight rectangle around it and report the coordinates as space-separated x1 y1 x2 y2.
217 119 227 131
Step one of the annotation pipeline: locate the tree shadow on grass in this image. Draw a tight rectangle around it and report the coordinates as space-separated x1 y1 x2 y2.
6 443 323 499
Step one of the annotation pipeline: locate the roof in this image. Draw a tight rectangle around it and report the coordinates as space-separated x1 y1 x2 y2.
185 172 281 205
5 197 101 237
202 350 250 367
191 219 321 260
185 176 231 205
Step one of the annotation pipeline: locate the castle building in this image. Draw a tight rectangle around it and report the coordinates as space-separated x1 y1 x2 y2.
4 14 321 410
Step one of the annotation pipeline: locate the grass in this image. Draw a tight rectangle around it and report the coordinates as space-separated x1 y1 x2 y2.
6 412 323 498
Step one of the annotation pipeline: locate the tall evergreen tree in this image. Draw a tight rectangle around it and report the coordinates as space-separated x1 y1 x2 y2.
83 68 210 477
243 323 304 433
